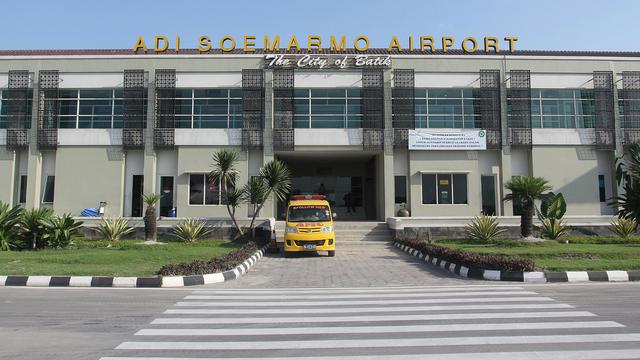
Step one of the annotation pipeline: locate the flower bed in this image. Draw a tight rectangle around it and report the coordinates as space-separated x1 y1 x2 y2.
398 239 536 272
158 241 261 276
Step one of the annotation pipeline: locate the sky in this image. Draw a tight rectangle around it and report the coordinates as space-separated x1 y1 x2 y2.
1 0 637 51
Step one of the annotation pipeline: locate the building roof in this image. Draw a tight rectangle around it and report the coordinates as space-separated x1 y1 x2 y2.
0 48 639 58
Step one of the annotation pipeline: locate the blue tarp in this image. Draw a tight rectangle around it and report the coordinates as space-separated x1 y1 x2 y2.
81 208 99 217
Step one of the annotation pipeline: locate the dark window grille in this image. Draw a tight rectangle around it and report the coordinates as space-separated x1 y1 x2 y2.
37 70 59 149
123 69 146 149
593 71 615 149
392 69 414 148
622 71 640 145
273 69 294 151
6 70 31 149
480 69 502 148
154 69 176 148
242 69 264 150
362 69 384 150
507 70 532 147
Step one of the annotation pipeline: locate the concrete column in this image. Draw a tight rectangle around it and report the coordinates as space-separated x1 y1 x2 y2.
611 64 623 209
498 64 513 216
0 149 17 205
382 69 395 221
262 70 275 218
25 81 42 210
143 70 157 199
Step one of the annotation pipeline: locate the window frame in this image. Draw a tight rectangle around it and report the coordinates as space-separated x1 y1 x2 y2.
42 175 55 204
293 88 363 129
188 173 225 206
420 171 470 205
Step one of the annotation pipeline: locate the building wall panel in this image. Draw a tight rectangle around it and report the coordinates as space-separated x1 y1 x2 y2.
53 146 124 216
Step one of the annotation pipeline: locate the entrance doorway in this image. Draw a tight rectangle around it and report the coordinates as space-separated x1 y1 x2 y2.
131 175 143 217
159 176 174 217
277 152 379 221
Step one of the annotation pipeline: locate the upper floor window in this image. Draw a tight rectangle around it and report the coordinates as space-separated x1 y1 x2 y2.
294 88 362 128
508 89 595 129
174 88 242 129
414 88 480 128
57 89 125 129
0 89 34 129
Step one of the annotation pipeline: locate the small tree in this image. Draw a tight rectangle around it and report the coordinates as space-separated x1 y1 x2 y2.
246 160 291 237
209 150 243 236
504 176 552 238
142 193 162 242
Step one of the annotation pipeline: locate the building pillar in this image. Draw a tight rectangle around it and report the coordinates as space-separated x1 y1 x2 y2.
499 64 513 216
262 70 275 218
382 69 395 221
611 64 623 209
25 82 42 210
143 69 157 199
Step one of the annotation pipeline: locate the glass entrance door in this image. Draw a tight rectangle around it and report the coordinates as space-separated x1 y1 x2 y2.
160 176 174 217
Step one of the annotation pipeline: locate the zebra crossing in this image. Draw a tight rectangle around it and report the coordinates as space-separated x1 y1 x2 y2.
100 285 640 359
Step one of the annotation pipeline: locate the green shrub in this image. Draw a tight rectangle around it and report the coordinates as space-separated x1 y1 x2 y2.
41 214 83 248
96 217 135 242
19 208 54 249
0 202 23 251
609 217 638 240
464 215 506 242
540 218 570 240
172 218 210 243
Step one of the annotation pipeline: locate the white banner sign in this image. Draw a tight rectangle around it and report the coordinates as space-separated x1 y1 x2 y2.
408 129 487 150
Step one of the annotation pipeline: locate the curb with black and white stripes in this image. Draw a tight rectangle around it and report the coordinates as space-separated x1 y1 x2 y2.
395 242 640 283
0 245 267 288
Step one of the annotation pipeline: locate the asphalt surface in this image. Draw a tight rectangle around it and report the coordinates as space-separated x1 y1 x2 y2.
2 243 640 359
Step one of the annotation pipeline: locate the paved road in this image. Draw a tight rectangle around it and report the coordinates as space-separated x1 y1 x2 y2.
216 242 474 288
2 242 640 359
97 284 640 359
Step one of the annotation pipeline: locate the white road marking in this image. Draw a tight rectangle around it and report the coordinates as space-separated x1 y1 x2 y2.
151 311 596 324
183 290 537 300
99 349 640 360
164 303 574 315
175 296 554 307
116 333 640 350
135 321 623 336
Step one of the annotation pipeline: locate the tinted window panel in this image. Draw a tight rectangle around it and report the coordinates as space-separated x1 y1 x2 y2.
422 174 436 204
453 174 468 204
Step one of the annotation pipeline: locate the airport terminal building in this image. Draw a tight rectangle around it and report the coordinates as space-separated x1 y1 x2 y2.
0 48 639 222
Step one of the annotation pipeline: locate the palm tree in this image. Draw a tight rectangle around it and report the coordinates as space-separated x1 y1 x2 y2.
247 160 291 236
209 150 243 236
142 193 162 242
503 176 552 238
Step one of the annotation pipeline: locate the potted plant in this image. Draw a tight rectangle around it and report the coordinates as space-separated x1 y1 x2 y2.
397 203 410 217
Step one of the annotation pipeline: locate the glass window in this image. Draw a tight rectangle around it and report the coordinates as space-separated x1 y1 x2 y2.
421 174 437 204
598 175 606 202
394 176 407 204
408 88 479 128
512 89 596 129
422 173 468 205
18 175 27 203
189 174 223 205
52 89 128 129
42 176 55 203
453 174 468 204
189 174 204 205
294 88 362 128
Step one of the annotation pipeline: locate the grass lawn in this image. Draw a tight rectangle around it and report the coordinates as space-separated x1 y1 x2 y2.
436 236 640 271
0 239 241 276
